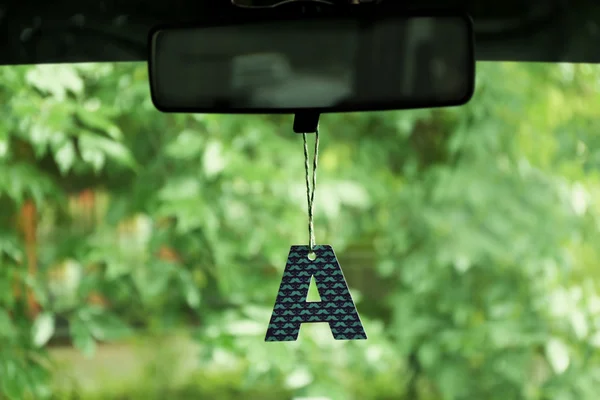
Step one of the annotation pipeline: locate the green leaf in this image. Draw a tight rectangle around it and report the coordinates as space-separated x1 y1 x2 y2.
165 129 205 159
78 139 106 172
179 269 201 309
53 140 76 175
0 357 25 400
28 124 53 158
25 65 83 99
0 310 16 339
104 258 130 280
418 342 439 369
546 338 570 374
202 139 227 178
0 235 23 263
0 128 9 159
436 363 468 400
31 313 55 348
157 177 201 201
79 131 138 170
69 318 96 357
23 362 51 399
76 107 122 139
86 312 132 342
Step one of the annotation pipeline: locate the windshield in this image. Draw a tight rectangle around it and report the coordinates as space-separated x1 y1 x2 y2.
2 61 600 400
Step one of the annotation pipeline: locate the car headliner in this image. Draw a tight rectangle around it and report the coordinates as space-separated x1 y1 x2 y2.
0 0 598 66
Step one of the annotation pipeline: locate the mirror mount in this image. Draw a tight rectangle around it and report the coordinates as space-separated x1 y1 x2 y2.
293 111 320 133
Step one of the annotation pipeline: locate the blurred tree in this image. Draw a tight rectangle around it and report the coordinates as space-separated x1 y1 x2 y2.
0 61 599 399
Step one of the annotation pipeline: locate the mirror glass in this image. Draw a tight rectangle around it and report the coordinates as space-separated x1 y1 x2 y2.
149 15 474 112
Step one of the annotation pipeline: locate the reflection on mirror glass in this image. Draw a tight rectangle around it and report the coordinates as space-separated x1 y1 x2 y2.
150 16 473 111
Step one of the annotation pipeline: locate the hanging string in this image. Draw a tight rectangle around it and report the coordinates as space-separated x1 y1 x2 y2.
302 129 319 253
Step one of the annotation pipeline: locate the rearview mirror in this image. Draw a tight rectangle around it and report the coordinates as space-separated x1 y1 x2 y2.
149 10 475 113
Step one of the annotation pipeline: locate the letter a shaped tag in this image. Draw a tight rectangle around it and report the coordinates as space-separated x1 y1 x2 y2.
265 245 367 342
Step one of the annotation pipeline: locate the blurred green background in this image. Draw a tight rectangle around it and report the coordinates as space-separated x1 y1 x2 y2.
1 61 600 399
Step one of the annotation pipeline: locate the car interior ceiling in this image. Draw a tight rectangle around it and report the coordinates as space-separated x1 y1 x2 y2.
0 0 598 66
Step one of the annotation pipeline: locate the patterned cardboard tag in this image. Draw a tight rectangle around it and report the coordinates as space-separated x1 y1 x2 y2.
265 245 367 342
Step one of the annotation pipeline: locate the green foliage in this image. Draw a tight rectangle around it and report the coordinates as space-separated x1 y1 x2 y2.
1 61 600 399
